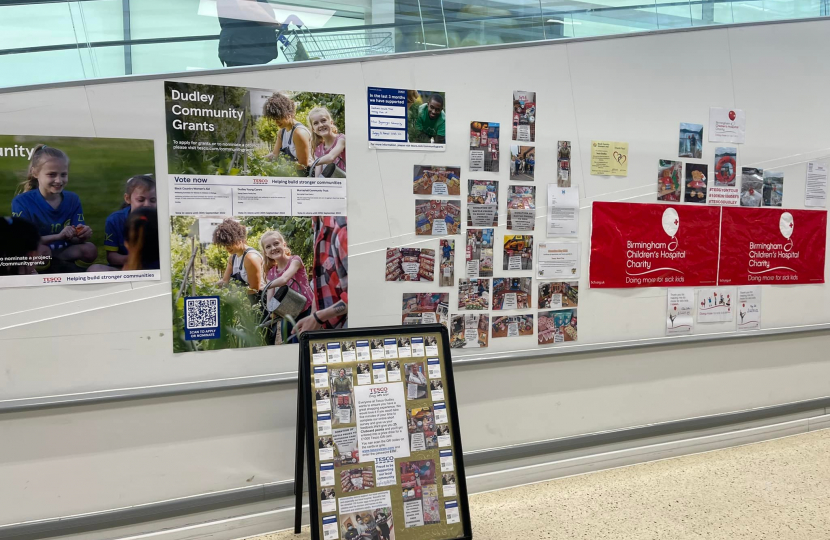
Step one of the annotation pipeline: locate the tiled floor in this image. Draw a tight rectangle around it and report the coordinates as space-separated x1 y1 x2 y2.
247 428 830 539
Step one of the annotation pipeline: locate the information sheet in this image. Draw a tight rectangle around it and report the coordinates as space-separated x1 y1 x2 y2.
737 286 761 331
547 186 579 237
666 288 694 336
590 140 628 176
806 161 828 208
537 243 580 279
697 288 735 323
708 107 746 144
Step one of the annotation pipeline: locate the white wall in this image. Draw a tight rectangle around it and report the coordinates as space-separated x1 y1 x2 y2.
2 18 830 531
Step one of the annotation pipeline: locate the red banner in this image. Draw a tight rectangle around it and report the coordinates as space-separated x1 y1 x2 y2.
590 202 721 288
718 207 827 285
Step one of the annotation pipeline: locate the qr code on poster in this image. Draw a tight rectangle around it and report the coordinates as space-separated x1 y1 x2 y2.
185 297 219 329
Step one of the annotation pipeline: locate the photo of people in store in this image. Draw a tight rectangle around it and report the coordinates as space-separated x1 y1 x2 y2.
503 235 533 270
557 141 572 187
657 160 682 202
685 164 709 204
330 367 354 426
740 167 764 207
415 199 461 235
0 135 158 286
507 185 536 231
340 506 395 540
439 239 454 287
385 247 435 282
458 278 490 310
538 309 578 345
413 165 461 196
466 228 494 278
404 362 428 399
538 281 578 309
467 180 499 227
408 90 446 145
407 406 438 450
492 314 534 338
763 171 784 206
512 91 536 142
679 122 703 159
339 465 375 492
492 277 531 310
469 121 500 172
402 293 449 326
450 313 489 349
510 146 535 181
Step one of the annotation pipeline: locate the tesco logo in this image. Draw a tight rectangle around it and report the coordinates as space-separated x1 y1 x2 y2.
42 277 62 283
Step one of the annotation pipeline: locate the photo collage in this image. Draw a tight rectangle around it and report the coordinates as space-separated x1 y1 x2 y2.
308 333 463 539
660 119 780 207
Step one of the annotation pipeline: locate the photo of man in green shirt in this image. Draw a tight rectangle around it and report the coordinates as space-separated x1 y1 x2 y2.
409 93 446 144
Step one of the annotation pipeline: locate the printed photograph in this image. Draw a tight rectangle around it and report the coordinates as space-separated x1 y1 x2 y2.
329 367 354 426
413 165 461 196
387 360 400 372
503 235 533 270
450 313 489 349
538 281 578 309
469 121 500 172
657 160 682 202
424 336 437 349
312 342 326 355
538 309 578 345
740 167 764 207
332 426 359 467
407 90 446 145
507 185 536 231
458 278 491 310
467 180 499 227
714 147 737 186
442 473 457 487
402 293 449 326
415 199 461 236
400 462 440 526
510 146 535 181
356 362 370 375
557 141 572 187
430 380 443 392
339 465 375 492
370 338 384 350
492 314 534 338
385 247 435 282
679 122 703 159
512 91 537 142
340 506 395 540
404 362 428 400
763 171 784 206
0 135 158 287
439 239 454 287
321 487 335 500
684 164 709 204
492 277 532 310
466 228 494 278
407 406 438 450
318 436 333 450
401 460 437 501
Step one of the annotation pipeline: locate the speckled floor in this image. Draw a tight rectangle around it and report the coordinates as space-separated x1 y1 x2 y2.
248 428 830 540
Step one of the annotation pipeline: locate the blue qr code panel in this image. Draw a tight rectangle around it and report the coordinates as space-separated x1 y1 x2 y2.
184 296 220 340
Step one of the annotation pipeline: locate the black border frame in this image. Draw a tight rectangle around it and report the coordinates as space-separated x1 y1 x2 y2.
297 324 473 540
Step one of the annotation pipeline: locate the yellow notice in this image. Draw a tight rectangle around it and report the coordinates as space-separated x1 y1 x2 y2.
590 140 629 176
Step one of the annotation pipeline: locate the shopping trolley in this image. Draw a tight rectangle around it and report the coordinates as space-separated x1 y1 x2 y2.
277 23 393 62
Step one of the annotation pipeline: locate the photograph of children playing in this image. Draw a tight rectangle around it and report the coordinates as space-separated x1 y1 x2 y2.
165 82 346 179
170 215 348 353
0 135 158 283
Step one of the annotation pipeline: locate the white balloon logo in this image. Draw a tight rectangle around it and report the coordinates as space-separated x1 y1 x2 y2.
662 208 680 251
779 212 794 251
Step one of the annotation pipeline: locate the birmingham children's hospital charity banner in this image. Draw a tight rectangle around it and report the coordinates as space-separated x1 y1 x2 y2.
0 135 159 287
165 82 348 353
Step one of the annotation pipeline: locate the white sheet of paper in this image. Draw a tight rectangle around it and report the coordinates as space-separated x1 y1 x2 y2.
354 383 410 462
434 403 448 424
806 161 828 207
319 446 334 461
320 464 334 486
404 500 425 528
321 497 336 514
537 243 580 279
466 259 480 278
384 339 398 358
427 359 441 378
509 209 535 231
372 363 387 383
507 255 522 270
445 501 460 524
666 288 694 336
410 432 426 452
469 204 497 227
443 483 456 497
502 293 517 310
708 107 746 143
737 286 761 331
547 186 579 237
410 337 425 357
322 516 338 540
507 322 519 337
469 150 485 171
357 371 372 385
440 450 454 472
314 367 330 389
697 288 735 323
326 343 341 363
431 220 448 235
432 182 449 196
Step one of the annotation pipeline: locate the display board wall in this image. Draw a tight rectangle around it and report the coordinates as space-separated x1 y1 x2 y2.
2 18 830 531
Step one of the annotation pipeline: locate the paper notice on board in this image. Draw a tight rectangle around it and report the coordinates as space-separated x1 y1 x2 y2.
404 499 425 528
322 516 338 540
547 186 579 237
470 150 485 171
666 288 694 336
806 161 828 207
338 490 393 514
737 286 761 331
590 141 629 176
373 455 397 487
507 255 522 270
537 243 580 279
354 383 409 462
709 107 746 144
697 288 734 322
